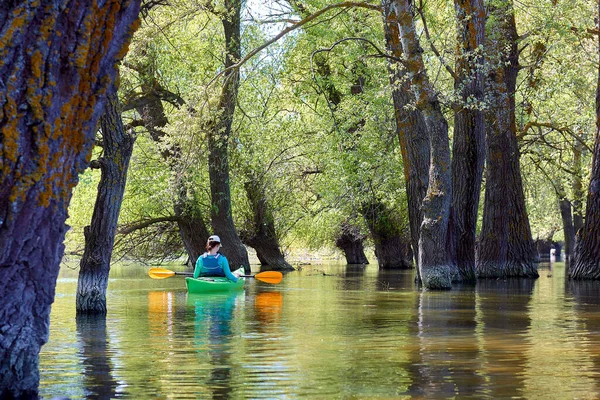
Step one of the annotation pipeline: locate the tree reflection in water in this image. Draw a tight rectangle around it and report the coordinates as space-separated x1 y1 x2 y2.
567 279 600 394
477 278 535 398
76 314 119 399
376 269 415 292
406 286 483 397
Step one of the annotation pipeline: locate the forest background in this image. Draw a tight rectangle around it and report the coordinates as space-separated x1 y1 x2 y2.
65 0 595 271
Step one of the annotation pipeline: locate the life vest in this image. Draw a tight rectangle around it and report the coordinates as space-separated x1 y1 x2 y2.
199 253 225 277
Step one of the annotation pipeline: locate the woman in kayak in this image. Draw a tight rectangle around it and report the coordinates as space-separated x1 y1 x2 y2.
193 235 240 282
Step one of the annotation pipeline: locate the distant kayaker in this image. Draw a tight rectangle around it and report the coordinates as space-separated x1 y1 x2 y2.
193 235 241 282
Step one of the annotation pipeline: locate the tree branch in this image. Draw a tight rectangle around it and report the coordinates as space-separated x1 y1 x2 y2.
207 1 382 87
518 120 592 153
415 0 458 81
122 88 186 112
118 216 182 235
313 36 404 64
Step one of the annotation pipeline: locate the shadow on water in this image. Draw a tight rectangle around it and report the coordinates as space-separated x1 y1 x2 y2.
339 264 368 290
376 268 416 291
75 314 119 399
187 292 241 399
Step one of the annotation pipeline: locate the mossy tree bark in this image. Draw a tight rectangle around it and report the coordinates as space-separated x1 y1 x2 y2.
382 1 430 269
393 0 453 289
0 1 140 397
477 0 538 278
77 93 135 315
208 0 250 273
451 0 486 282
569 3 600 280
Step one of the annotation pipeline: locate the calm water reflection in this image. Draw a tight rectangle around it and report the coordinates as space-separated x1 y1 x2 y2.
39 263 600 399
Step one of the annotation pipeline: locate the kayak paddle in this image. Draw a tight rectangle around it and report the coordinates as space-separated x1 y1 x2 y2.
148 267 283 284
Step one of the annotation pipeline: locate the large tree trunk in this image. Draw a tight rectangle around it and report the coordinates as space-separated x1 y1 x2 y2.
477 0 538 278
451 0 486 282
0 2 140 398
335 222 369 264
362 201 412 269
569 4 600 280
209 0 250 273
394 0 453 289
240 179 293 271
382 1 430 268
77 94 135 315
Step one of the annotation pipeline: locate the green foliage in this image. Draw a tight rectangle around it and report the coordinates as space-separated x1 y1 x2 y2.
514 0 595 241
65 0 599 258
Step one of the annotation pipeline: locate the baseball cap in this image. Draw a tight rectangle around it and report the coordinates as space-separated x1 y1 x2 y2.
208 235 221 243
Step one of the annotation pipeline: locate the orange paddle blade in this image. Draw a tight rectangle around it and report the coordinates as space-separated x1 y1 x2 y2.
148 268 176 279
254 271 283 284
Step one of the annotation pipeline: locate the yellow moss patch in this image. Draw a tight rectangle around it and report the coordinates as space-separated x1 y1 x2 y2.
30 50 43 79
26 80 44 121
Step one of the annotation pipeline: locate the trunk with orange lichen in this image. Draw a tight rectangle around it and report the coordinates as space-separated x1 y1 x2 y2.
0 1 140 397
393 0 453 289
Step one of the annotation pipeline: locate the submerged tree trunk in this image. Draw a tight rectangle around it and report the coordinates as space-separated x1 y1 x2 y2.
570 4 600 279
451 0 486 282
394 0 453 289
240 179 293 271
335 222 369 264
77 94 135 315
209 0 250 273
477 0 538 278
558 188 576 264
572 141 585 235
382 1 430 267
0 2 140 397
362 201 412 269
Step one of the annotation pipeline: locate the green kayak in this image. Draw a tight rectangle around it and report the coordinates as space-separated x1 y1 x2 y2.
185 268 245 293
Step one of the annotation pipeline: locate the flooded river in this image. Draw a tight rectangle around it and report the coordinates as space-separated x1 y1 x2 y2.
39 263 600 399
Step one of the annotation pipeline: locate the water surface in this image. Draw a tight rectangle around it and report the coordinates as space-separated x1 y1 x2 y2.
40 263 600 399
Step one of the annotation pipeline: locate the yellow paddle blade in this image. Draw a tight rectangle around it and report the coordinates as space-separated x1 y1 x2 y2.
148 268 176 279
254 271 283 284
